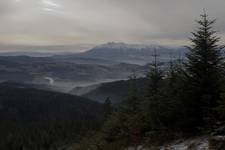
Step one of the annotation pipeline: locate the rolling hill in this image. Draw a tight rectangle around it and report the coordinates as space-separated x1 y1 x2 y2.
70 78 148 104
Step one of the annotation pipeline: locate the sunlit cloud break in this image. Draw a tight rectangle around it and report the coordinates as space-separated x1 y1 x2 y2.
40 0 63 14
41 0 61 8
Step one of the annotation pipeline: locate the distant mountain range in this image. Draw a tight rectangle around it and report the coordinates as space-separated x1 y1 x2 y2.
0 42 187 65
0 42 187 92
76 42 187 65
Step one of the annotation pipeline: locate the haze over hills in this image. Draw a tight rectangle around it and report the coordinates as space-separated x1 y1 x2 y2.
0 42 185 92
0 42 187 64
0 55 147 92
70 78 148 104
0 44 94 53
76 42 187 65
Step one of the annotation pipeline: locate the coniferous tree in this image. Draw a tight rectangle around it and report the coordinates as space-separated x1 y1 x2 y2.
146 49 163 97
144 49 166 130
162 58 185 130
184 12 224 128
126 72 140 113
123 72 143 147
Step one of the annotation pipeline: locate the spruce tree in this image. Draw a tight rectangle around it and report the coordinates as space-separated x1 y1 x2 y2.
185 12 224 128
163 58 185 130
146 49 163 97
126 72 140 112
144 49 166 130
125 72 143 147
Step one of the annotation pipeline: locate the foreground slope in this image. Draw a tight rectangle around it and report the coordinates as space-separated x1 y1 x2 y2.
0 82 104 149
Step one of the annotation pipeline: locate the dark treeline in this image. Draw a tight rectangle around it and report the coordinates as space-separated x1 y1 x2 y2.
72 13 225 150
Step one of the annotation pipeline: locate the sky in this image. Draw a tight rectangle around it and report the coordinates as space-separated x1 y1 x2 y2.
0 0 225 49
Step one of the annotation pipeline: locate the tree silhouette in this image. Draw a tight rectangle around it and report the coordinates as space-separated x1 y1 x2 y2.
185 12 224 128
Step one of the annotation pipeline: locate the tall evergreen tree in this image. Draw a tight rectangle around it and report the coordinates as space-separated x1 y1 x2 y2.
185 12 224 128
144 50 166 130
146 49 163 97
126 72 140 112
125 72 143 147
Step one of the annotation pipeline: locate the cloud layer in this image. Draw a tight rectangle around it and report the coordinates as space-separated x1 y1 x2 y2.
0 0 225 46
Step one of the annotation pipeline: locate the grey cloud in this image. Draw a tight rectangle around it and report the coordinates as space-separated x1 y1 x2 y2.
0 0 12 16
0 0 224 46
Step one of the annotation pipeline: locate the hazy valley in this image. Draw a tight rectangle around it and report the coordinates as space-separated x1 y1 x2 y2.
0 42 186 95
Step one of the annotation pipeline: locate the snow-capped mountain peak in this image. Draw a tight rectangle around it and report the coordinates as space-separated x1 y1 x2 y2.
93 42 177 51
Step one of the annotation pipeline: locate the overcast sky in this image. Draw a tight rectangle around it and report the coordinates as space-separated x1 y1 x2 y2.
0 0 225 47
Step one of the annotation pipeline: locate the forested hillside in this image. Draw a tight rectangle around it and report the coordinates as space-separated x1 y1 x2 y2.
0 82 105 149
